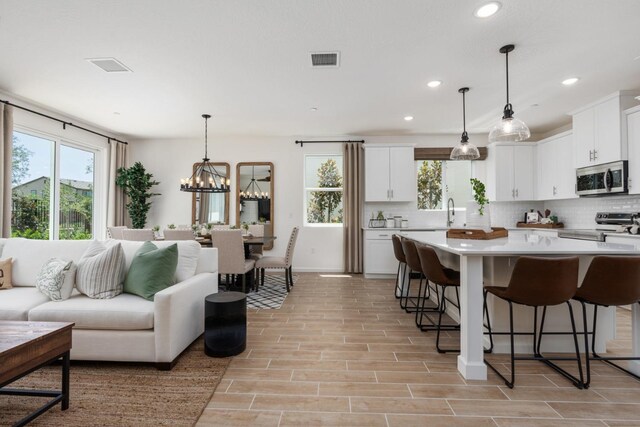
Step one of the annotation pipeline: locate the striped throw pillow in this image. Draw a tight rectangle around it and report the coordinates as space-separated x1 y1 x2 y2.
76 241 126 299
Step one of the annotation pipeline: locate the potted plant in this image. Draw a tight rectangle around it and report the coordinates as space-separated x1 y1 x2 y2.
115 162 160 229
152 225 160 239
167 223 176 230
241 222 249 235
467 178 492 232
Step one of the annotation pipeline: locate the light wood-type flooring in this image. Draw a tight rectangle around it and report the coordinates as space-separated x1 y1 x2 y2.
198 273 640 426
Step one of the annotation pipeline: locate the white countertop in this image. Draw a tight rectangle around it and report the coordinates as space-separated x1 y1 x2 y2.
362 227 448 231
404 229 640 256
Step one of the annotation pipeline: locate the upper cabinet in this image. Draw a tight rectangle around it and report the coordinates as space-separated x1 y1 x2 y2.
486 143 536 202
365 146 415 202
571 91 640 168
535 131 577 200
626 106 640 194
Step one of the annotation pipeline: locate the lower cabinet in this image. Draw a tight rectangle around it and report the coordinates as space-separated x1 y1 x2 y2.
364 230 403 277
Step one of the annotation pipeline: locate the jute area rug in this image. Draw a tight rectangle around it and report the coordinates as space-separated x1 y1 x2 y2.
0 337 230 426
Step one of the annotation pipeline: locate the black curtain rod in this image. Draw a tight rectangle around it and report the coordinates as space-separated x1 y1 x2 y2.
1 99 128 145
295 140 364 147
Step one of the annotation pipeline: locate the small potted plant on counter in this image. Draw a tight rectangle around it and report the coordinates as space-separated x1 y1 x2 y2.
467 178 491 231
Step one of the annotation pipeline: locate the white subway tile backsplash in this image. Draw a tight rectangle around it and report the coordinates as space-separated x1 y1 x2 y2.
544 196 640 229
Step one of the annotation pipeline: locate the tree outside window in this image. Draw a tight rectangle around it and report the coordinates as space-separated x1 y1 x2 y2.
305 156 343 225
417 160 443 210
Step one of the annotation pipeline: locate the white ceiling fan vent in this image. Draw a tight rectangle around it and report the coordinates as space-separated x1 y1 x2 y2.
310 51 340 68
86 57 132 73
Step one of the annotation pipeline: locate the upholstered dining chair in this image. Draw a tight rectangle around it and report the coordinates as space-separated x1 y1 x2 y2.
163 229 195 240
211 229 256 292
255 227 299 292
247 224 265 260
121 229 155 241
107 226 127 239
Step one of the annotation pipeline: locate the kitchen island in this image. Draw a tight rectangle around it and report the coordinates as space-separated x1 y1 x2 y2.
404 229 640 381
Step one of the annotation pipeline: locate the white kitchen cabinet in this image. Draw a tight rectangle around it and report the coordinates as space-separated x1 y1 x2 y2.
536 131 577 200
363 230 403 277
571 91 640 168
364 146 415 202
486 143 536 202
626 106 640 195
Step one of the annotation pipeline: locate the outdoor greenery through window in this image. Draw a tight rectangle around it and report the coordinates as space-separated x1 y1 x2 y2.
11 130 95 240
417 160 472 210
305 155 343 225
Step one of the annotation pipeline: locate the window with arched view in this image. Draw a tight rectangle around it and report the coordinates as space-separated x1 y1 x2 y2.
304 155 344 225
417 160 472 210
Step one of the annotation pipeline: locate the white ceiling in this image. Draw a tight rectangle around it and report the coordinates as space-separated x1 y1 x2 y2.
1 0 640 140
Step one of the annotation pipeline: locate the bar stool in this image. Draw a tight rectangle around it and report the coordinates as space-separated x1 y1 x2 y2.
573 256 640 388
391 235 407 300
400 239 440 314
416 245 493 353
483 256 584 389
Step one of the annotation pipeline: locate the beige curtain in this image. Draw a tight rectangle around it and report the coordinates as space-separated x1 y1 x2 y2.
107 141 129 228
0 104 13 238
343 142 364 273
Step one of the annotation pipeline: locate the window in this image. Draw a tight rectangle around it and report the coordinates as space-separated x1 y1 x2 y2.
11 130 97 240
416 160 472 210
304 155 343 225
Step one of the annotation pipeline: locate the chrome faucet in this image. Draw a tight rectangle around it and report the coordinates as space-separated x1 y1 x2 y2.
447 198 455 227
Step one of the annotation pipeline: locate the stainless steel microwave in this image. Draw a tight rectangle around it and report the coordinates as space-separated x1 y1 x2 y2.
576 160 628 196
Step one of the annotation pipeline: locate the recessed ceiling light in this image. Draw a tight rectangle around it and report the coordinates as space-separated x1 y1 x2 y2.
474 2 501 18
562 77 579 86
113 111 121 115
404 116 414 121
427 80 442 88
310 107 318 111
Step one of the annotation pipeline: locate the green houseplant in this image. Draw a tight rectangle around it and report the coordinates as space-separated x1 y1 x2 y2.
115 162 160 229
470 178 489 215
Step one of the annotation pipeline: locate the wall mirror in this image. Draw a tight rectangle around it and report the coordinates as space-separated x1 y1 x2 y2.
191 162 230 225
236 162 274 250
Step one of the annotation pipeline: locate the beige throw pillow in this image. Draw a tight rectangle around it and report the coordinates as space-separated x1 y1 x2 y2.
0 258 12 290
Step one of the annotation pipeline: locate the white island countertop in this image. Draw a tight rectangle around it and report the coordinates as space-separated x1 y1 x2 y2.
403 230 640 256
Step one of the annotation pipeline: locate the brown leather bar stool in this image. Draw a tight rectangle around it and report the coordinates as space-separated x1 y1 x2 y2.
416 245 493 353
484 256 584 389
573 256 640 388
391 235 407 300
399 239 438 313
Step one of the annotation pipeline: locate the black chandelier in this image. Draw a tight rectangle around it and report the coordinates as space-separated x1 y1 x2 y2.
180 114 230 193
240 166 269 200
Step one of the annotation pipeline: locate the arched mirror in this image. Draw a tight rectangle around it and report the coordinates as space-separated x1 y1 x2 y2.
236 162 274 250
191 162 230 225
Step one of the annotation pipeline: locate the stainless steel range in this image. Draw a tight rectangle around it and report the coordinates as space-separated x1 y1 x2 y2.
557 212 640 242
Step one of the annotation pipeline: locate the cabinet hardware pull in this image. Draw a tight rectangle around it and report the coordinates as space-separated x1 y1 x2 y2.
391 189 394 199
589 150 593 162
512 189 515 198
516 189 519 198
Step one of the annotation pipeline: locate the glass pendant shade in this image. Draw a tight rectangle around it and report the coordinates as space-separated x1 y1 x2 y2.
450 87 480 160
488 115 531 142
450 140 480 160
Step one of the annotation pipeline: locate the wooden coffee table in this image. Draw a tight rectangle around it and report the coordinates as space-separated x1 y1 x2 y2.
0 321 74 426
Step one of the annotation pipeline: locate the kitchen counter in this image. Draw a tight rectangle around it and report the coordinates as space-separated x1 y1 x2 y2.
404 229 640 381
362 227 448 231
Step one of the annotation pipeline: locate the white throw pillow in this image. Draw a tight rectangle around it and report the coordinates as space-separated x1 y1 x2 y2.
36 258 76 301
76 241 125 299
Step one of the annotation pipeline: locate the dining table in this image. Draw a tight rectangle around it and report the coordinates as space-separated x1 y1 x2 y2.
404 229 640 381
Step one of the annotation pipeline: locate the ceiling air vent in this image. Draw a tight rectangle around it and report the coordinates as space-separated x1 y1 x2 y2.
310 51 340 68
86 57 132 73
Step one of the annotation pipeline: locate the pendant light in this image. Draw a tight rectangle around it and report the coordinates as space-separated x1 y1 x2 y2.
450 87 480 160
488 44 531 142
180 114 230 193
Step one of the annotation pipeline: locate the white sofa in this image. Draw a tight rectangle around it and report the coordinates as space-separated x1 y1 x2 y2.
0 238 218 369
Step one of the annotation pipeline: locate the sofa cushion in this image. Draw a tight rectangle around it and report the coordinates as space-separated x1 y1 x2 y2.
113 240 200 282
1 239 91 287
0 258 13 290
124 242 178 301
77 241 126 299
29 292 154 330
0 287 51 320
36 258 76 301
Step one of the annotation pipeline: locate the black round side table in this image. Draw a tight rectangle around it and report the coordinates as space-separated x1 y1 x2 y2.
204 292 247 357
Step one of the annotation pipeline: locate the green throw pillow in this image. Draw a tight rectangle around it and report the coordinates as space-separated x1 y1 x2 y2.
124 242 179 300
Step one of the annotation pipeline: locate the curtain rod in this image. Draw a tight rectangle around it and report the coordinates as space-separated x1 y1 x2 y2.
0 99 128 145
295 140 364 147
